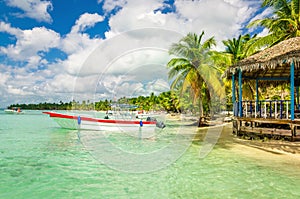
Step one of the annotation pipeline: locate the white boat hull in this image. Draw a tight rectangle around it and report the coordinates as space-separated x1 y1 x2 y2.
43 111 158 133
4 109 24 114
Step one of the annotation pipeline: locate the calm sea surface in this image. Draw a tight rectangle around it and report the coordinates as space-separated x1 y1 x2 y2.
1 110 300 199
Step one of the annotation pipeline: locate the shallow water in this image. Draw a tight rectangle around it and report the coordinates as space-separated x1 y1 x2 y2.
0 110 300 198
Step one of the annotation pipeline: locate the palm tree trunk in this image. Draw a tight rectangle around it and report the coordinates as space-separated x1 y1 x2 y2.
198 97 204 127
205 87 211 116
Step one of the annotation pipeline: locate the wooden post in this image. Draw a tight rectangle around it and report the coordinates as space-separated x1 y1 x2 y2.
264 101 267 118
239 69 243 117
256 79 259 112
291 124 295 141
232 74 235 113
275 100 277 119
259 102 262 118
297 86 299 109
291 61 295 120
287 101 289 119
245 101 248 117
269 101 272 118
255 101 257 118
250 101 253 116
280 100 283 119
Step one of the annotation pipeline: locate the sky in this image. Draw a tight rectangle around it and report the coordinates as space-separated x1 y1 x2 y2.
0 0 271 108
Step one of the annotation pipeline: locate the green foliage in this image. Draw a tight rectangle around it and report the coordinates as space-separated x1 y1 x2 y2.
248 0 300 47
8 91 182 113
222 34 258 65
167 31 225 117
8 101 72 110
118 91 181 113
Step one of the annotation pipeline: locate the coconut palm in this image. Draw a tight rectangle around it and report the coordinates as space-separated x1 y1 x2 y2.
222 34 258 64
167 31 224 124
246 0 300 100
220 34 260 102
248 0 300 47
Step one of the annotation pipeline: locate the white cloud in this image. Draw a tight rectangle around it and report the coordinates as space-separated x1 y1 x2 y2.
0 21 22 36
0 23 60 62
106 0 167 35
77 28 182 85
58 13 105 76
0 12 104 75
0 67 10 86
99 0 127 13
105 0 262 50
71 13 105 34
247 7 274 34
249 7 273 23
7 85 33 95
115 81 145 97
5 0 53 22
0 12 106 105
145 79 170 95
257 28 269 37
174 0 262 45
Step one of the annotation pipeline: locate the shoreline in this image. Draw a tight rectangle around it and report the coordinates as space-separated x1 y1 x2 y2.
193 122 300 161
220 124 300 167
233 137 300 155
198 120 300 154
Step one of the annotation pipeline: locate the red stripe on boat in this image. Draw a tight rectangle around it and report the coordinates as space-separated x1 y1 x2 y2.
42 111 157 124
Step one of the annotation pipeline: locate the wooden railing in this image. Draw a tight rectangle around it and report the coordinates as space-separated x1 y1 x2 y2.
233 100 300 119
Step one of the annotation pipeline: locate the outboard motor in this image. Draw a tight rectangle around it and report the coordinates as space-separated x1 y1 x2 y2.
156 121 166 129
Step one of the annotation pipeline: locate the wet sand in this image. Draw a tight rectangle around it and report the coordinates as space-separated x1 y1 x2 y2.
168 114 300 164
222 124 300 167
193 123 300 166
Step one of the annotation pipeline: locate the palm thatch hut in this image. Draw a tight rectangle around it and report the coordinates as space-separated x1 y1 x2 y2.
223 37 300 141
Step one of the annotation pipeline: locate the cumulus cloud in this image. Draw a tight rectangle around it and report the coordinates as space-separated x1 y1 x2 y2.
145 79 170 95
71 13 105 34
104 0 262 50
247 7 273 35
98 0 127 13
0 21 22 36
59 13 105 76
106 0 168 36
5 0 53 22
0 12 106 106
0 22 60 62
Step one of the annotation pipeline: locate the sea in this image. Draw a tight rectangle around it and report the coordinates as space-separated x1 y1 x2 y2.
1 110 300 199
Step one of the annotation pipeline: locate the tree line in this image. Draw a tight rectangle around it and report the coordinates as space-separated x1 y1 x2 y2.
7 91 190 113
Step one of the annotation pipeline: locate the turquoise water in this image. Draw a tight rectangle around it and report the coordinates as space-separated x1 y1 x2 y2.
1 110 300 198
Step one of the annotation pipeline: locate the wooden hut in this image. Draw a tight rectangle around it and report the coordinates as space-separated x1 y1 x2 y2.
223 37 300 141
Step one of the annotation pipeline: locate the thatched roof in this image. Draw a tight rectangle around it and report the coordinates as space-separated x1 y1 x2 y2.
223 37 300 81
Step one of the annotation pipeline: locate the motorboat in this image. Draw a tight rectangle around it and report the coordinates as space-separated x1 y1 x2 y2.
43 111 165 132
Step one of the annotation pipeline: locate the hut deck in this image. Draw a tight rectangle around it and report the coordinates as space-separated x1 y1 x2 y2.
233 117 300 141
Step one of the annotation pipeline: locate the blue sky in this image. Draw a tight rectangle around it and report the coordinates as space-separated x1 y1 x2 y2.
0 0 269 108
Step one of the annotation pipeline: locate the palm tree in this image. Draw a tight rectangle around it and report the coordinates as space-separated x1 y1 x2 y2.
222 34 258 64
223 34 259 97
246 0 300 101
167 31 224 125
248 0 300 47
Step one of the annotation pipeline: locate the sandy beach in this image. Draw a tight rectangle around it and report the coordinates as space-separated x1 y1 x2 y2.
169 113 300 152
194 122 300 166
